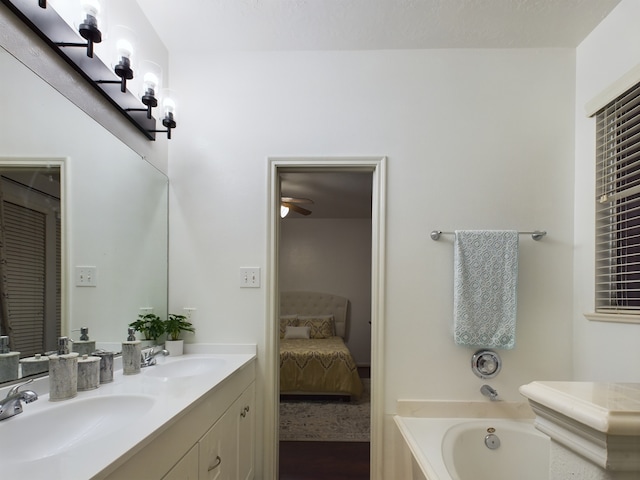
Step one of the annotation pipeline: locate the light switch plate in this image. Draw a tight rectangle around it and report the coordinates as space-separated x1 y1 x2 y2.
239 267 260 288
76 266 97 287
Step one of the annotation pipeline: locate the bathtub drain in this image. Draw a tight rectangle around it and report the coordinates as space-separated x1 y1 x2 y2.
484 433 501 450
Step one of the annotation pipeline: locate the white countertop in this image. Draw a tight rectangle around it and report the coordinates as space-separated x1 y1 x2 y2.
0 344 256 479
519 381 640 435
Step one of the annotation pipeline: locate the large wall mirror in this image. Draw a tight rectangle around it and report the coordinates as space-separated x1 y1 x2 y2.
0 46 168 385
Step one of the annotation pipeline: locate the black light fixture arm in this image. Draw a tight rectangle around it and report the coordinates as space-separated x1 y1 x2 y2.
96 58 133 93
126 105 154 119
56 40 96 58
95 78 128 93
149 113 176 139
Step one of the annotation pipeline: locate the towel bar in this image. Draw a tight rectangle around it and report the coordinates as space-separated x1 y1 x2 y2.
430 230 546 241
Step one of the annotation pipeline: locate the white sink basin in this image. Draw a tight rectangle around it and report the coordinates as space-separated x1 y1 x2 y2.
142 356 226 378
0 394 155 463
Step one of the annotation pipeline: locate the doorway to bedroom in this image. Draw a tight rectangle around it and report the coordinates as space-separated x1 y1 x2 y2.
267 157 386 480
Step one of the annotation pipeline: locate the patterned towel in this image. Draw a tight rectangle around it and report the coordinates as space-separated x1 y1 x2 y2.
453 230 518 349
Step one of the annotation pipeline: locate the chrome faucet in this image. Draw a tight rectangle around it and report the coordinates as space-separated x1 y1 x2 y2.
480 384 499 401
0 378 38 421
141 346 169 367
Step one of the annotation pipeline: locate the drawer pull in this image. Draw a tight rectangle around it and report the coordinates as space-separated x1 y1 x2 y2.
208 455 222 471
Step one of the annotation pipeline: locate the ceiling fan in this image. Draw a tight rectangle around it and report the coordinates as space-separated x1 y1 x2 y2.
281 196 313 217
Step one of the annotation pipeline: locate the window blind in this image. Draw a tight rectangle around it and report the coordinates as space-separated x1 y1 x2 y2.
595 80 640 313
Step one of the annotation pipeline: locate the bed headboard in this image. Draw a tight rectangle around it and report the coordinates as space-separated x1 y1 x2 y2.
280 291 350 338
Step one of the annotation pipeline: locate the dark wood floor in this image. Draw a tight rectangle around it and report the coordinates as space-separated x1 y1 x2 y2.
279 441 370 480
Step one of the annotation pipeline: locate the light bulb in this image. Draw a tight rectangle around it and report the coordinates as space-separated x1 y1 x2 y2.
280 205 289 218
143 72 159 95
116 38 133 60
163 97 176 116
81 0 100 17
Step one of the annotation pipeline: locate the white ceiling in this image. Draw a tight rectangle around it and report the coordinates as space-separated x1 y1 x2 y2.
136 0 621 52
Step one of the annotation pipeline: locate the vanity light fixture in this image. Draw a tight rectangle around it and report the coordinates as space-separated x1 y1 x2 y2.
140 68 159 118
126 60 161 119
2 0 177 140
280 205 290 218
148 92 177 139
95 25 135 93
55 0 103 58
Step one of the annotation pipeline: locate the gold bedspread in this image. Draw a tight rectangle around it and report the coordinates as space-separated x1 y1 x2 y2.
280 336 363 398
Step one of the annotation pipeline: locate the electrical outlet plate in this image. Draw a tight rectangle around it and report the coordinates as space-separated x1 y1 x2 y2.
239 267 260 288
76 266 97 287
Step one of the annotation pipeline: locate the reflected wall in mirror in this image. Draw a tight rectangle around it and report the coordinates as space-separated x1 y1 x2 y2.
0 44 168 386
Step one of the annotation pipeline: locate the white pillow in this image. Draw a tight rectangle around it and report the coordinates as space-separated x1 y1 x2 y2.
284 325 311 339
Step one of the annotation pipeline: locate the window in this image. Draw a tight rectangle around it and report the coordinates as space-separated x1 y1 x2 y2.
595 81 640 313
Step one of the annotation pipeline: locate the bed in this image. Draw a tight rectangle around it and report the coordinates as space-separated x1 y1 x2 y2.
279 291 363 399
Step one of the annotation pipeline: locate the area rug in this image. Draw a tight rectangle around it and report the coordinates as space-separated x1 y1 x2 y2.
279 379 370 442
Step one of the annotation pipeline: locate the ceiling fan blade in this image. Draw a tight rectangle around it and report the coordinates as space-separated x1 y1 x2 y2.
283 202 312 216
281 196 314 205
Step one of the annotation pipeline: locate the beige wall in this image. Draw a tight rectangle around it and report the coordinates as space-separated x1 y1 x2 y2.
279 217 372 365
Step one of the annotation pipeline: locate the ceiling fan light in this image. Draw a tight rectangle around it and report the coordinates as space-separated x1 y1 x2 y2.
280 205 290 218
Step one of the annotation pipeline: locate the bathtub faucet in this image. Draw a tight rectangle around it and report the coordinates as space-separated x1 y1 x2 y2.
480 384 499 401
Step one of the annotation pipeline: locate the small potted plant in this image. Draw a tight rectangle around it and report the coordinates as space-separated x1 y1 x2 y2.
163 314 195 356
129 313 164 347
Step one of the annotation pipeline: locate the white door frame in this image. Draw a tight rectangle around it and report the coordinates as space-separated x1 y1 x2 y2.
265 156 386 479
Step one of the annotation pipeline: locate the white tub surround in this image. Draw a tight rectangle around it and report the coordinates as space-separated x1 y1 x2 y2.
395 416 548 480
396 399 534 419
519 381 640 479
0 345 256 480
394 400 538 480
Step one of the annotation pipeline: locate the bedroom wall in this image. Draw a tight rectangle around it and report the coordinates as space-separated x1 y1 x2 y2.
279 217 372 366
167 47 576 477
573 0 640 382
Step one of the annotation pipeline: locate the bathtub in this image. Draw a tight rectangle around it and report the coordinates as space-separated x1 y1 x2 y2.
395 416 550 480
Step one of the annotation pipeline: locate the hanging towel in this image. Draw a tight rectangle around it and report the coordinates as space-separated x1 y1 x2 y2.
453 230 518 349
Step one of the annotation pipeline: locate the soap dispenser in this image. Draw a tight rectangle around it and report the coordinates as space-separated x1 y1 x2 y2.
48 337 79 401
72 327 96 357
122 328 141 375
0 336 20 383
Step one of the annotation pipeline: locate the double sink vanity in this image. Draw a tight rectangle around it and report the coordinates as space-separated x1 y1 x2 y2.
0 345 256 479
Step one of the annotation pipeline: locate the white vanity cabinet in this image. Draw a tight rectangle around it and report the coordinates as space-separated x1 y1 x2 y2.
199 381 256 479
163 445 199 480
237 382 255 480
199 399 238 479
102 358 255 480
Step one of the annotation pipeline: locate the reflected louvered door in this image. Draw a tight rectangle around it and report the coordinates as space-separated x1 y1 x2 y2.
4 200 46 357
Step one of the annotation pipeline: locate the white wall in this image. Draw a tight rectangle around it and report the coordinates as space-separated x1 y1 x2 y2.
279 218 372 365
574 0 640 382
168 47 577 477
